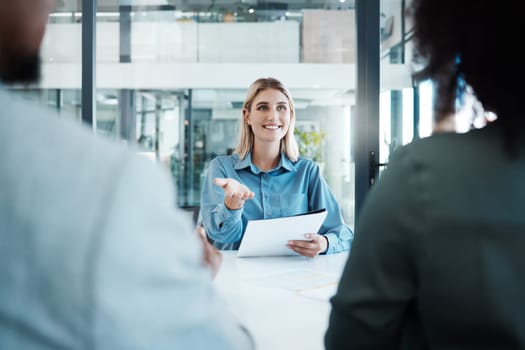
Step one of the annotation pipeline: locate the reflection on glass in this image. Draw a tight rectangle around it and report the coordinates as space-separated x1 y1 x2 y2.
402 88 414 144
419 80 433 138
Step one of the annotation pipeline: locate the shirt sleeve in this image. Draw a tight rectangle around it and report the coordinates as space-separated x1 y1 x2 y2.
325 147 418 350
91 155 254 350
307 162 353 254
200 157 245 244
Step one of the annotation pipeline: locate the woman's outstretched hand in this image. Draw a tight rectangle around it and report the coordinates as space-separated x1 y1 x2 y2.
214 177 255 210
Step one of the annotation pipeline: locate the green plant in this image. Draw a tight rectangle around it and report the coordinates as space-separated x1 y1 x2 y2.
294 129 325 162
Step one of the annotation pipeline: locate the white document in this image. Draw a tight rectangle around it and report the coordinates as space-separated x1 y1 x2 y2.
237 209 327 257
248 269 338 295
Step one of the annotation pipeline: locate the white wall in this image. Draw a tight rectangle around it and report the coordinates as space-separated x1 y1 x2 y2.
39 19 411 93
42 21 299 63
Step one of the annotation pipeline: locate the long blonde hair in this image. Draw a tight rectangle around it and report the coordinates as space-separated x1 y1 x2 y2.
234 77 299 161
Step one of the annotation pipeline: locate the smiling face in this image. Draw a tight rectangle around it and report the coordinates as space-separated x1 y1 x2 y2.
243 88 293 149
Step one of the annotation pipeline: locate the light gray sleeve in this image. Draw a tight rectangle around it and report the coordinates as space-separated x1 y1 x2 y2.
89 155 254 350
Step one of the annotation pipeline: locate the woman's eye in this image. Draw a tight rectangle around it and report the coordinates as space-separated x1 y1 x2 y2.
277 105 287 111
257 105 268 110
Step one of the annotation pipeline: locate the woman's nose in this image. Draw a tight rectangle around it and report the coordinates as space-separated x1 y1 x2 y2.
267 107 279 117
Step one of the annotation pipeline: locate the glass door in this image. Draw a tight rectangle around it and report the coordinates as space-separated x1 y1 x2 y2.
379 0 415 175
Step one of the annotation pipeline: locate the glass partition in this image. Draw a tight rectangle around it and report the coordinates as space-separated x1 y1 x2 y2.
379 0 415 174
12 0 358 228
379 0 492 173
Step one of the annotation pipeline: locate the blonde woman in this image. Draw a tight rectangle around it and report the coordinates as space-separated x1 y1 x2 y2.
200 77 352 257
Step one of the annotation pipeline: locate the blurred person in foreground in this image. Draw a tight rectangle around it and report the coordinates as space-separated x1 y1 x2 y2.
325 0 525 349
0 1 253 349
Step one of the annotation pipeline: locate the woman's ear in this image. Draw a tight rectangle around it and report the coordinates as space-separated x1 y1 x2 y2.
243 108 250 125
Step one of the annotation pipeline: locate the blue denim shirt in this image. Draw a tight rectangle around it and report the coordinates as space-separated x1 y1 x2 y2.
200 152 353 254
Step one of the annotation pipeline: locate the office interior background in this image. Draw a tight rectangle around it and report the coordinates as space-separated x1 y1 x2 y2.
9 0 487 229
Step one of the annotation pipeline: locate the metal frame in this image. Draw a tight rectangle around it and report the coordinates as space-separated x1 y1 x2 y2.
81 0 96 129
355 0 380 220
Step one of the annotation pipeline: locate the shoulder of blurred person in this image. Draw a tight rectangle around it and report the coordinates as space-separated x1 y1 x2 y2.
0 87 253 349
0 0 253 349
326 0 525 348
0 0 253 347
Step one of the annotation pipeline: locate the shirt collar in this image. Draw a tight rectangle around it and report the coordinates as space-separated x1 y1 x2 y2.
234 152 296 174
234 153 253 171
280 153 296 172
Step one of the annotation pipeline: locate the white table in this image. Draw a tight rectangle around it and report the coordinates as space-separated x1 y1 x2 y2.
214 251 350 350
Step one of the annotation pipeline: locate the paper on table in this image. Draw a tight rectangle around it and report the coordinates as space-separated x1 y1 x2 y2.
246 268 339 301
297 283 338 302
237 209 327 257
248 269 337 291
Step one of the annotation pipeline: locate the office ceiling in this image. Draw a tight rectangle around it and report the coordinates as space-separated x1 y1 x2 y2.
56 0 355 12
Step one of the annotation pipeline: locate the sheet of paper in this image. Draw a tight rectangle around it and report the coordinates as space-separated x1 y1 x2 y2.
237 209 327 257
297 283 338 302
246 269 339 301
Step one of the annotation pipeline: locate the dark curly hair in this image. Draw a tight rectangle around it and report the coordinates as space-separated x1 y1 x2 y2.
408 0 523 155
